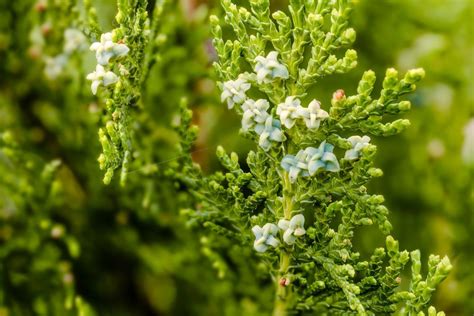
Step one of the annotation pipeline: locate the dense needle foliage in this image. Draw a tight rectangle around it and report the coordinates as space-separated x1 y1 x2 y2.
0 0 472 315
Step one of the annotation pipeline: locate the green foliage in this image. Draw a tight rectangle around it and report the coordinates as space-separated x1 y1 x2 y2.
90 0 165 185
177 0 453 315
1 0 469 315
0 131 87 315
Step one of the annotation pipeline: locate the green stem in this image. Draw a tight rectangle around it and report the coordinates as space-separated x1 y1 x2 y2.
273 251 291 316
272 173 294 316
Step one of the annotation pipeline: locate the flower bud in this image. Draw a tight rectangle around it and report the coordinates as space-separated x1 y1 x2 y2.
341 28 356 44
238 7 250 19
333 89 345 101
307 13 324 26
385 235 399 256
405 68 425 84
398 100 411 111
383 68 398 89
103 168 114 185
368 168 383 177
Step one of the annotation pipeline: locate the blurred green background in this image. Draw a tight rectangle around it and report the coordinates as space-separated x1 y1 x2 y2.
0 0 472 315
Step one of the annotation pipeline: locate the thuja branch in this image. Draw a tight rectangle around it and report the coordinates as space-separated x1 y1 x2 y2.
178 0 452 315
86 0 168 185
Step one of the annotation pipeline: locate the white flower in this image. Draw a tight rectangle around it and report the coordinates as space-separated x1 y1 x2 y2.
44 54 68 80
64 28 87 54
255 117 285 152
254 51 289 84
344 136 371 160
277 96 301 129
296 100 329 129
221 77 251 109
86 64 118 95
278 214 306 245
252 223 280 252
281 150 310 183
90 32 129 65
241 99 270 132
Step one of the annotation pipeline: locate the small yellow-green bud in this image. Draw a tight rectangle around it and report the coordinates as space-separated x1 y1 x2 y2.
97 154 106 168
230 152 239 164
307 13 324 26
238 7 250 19
341 28 356 44
368 168 383 177
345 49 357 61
359 218 373 225
405 68 425 84
381 220 392 234
210 15 220 26
438 256 453 274
398 100 411 111
383 68 399 89
428 306 437 316
358 70 376 95
103 168 114 185
368 195 385 204
272 10 288 21
216 145 226 158
386 235 399 256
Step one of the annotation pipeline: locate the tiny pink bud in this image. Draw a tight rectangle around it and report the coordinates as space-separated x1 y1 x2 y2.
333 89 345 100
279 278 290 287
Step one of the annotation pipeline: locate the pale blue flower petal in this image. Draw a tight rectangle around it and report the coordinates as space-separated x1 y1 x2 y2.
308 160 325 175
266 235 280 248
278 219 290 231
289 214 305 228
254 242 268 252
283 229 296 244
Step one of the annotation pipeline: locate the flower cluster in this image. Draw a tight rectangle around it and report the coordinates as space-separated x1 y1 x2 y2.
281 141 340 183
252 214 306 252
252 223 280 252
344 136 371 160
254 51 289 84
90 32 130 65
43 28 87 80
220 77 251 109
205 1 453 314
278 214 306 245
86 65 119 95
86 32 129 95
220 52 291 151
255 117 286 152
63 28 88 54
241 99 270 132
240 99 286 151
44 55 68 79
277 97 329 129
